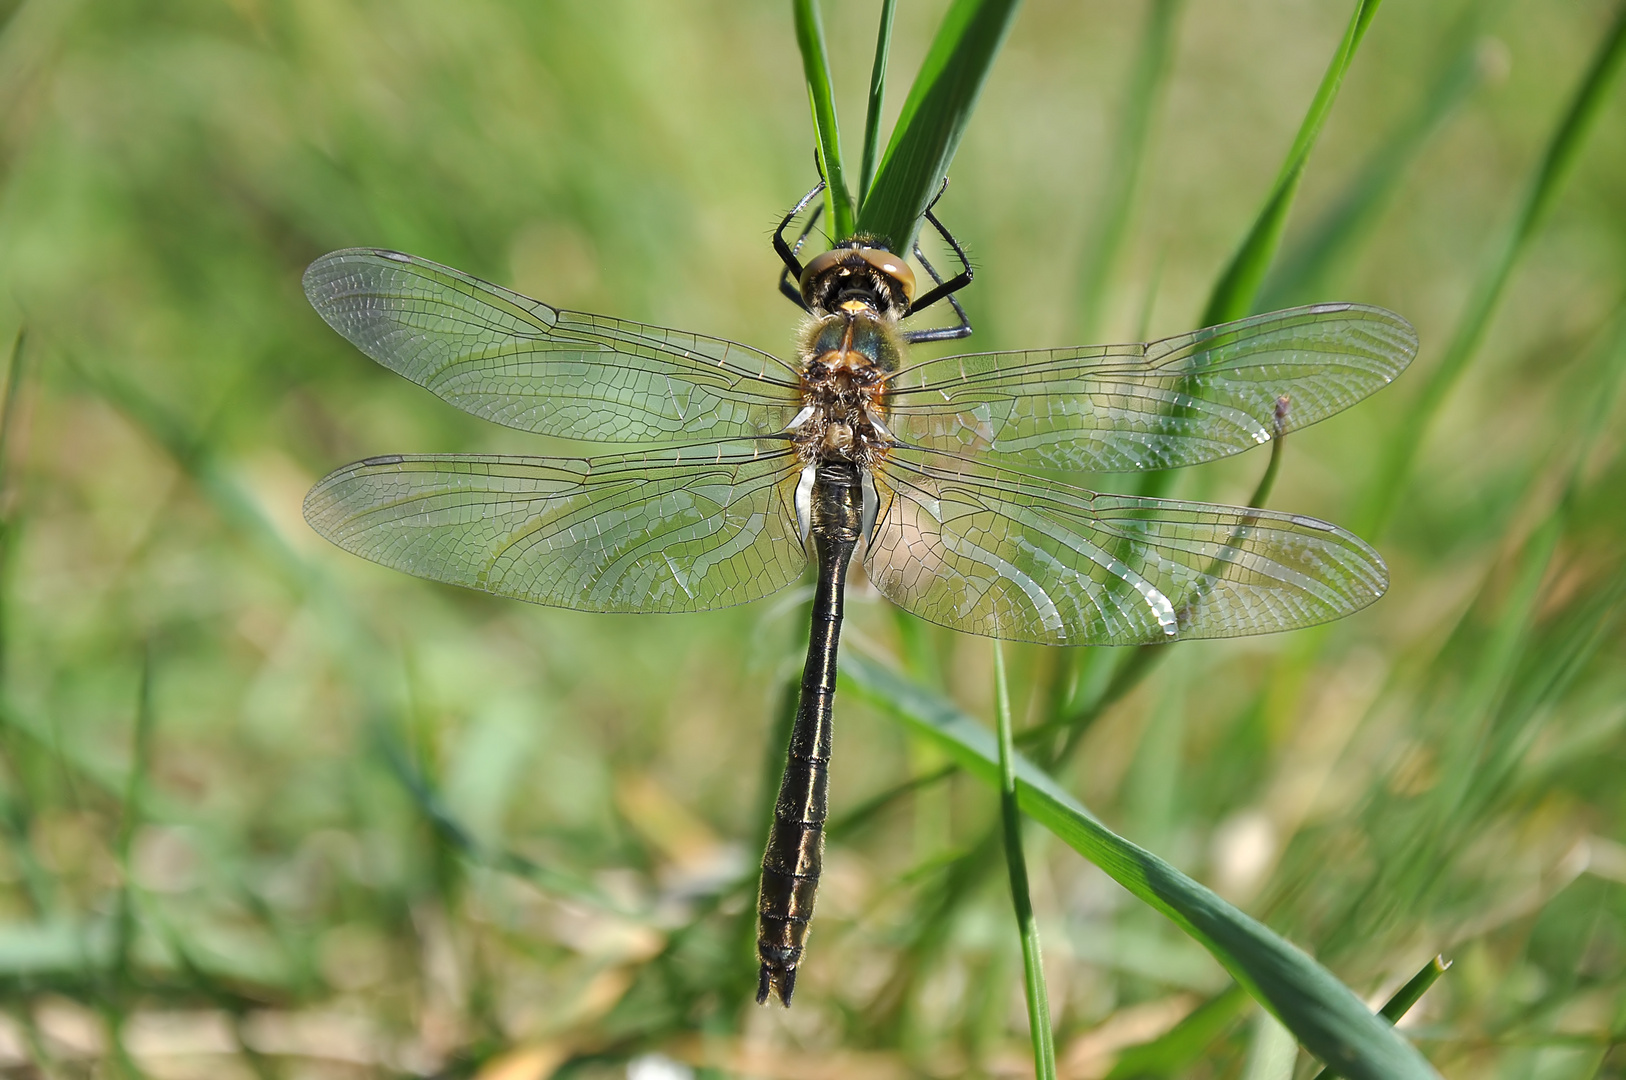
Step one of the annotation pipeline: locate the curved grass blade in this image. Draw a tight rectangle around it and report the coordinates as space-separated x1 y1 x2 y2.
841 653 1443 1080
994 642 1057 1080
1257 0 1503 310
855 0 1022 250
1104 985 1250 1079
792 0 856 239
859 0 898 201
1354 1 1626 538
1310 956 1450 1080
1201 0 1386 327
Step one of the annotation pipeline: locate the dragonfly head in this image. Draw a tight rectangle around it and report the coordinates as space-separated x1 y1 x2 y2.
800 240 915 319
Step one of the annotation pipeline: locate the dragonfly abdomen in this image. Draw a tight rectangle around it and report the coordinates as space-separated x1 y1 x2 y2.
757 460 863 1006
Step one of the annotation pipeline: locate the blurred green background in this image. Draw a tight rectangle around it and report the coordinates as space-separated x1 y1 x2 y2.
0 0 1623 1077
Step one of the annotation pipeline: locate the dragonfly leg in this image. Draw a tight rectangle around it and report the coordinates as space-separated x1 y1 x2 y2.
906 201 974 316
774 179 827 288
903 216 975 344
776 202 824 313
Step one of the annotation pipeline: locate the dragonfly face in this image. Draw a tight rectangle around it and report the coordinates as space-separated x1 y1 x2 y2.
301 202 1417 1008
798 240 916 316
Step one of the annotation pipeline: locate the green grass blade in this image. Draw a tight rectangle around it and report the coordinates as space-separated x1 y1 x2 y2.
1105 985 1250 1079
792 0 856 239
1311 956 1450 1079
1076 0 1185 340
842 653 1442 1080
112 649 154 990
1201 0 1385 326
0 329 24 495
859 0 898 201
370 717 624 912
1243 1009 1297 1080
1354 3 1626 537
855 0 1022 250
826 763 955 842
994 642 1057 1080
1377 956 1450 1023
1257 0 1502 310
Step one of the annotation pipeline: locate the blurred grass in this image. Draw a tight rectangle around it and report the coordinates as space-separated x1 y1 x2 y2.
0 1 1620 1078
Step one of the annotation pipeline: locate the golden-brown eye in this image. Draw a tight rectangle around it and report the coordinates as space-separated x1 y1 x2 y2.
799 245 917 308
856 248 916 304
799 248 847 293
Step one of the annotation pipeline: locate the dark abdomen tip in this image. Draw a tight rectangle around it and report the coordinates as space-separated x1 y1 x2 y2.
756 961 798 1006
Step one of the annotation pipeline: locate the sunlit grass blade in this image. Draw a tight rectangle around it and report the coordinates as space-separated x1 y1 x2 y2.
370 717 624 913
1310 957 1450 1080
855 0 1022 250
842 653 1442 1080
1243 1009 1296 1080
858 0 897 201
1355 3 1626 538
1105 985 1250 1079
792 0 856 239
0 329 23 497
994 642 1057 1080
1257 0 1502 310
1076 0 1185 340
825 762 955 842
107 648 155 1079
1426 314 1626 827
1201 0 1385 327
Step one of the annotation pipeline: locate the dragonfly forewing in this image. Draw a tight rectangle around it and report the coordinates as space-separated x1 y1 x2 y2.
865 453 1388 646
304 249 802 445
304 444 808 613
886 303 1417 473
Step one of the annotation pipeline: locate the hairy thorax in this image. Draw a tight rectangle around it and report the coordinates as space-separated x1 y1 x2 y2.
789 299 903 469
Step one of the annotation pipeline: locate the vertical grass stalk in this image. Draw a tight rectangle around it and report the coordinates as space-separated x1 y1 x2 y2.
1355 1 1626 538
859 0 898 203
792 0 857 239
108 648 156 1079
855 0 1023 250
1202 0 1385 326
1258 0 1504 309
994 641 1057 1080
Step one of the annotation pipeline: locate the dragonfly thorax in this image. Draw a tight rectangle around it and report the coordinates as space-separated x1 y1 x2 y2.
791 307 901 467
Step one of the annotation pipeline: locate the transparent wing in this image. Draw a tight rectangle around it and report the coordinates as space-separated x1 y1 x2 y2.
304 249 802 444
863 452 1387 646
304 443 807 612
886 304 1416 472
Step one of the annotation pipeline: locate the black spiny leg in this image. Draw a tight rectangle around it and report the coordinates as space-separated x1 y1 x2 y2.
777 203 824 313
903 205 975 344
774 179 826 311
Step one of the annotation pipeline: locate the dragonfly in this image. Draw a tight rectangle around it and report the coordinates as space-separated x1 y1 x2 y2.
301 186 1416 1007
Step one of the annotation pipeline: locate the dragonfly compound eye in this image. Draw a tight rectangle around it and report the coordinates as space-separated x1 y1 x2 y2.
799 244 915 316
855 248 915 305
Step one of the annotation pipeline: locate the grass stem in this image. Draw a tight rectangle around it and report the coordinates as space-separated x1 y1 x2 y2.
994 641 1057 1080
1356 2 1626 538
859 0 897 204
1202 0 1385 327
792 0 857 239
1310 956 1450 1079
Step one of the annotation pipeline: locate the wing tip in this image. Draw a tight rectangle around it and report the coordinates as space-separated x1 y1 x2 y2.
302 247 414 303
